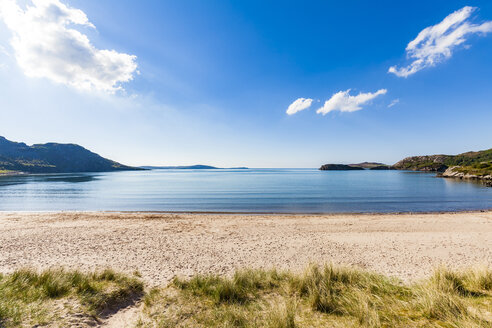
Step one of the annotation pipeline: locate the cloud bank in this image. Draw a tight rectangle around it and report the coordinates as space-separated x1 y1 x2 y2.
286 98 313 115
316 89 387 115
389 6 492 77
0 0 138 92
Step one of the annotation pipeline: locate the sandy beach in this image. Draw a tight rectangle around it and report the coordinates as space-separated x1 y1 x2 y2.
0 211 491 285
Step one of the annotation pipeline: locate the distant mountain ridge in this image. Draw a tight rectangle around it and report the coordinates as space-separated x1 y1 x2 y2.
141 165 248 170
0 136 141 174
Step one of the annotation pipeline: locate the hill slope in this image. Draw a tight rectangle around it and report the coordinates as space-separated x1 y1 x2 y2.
392 148 492 173
0 136 141 174
141 165 248 170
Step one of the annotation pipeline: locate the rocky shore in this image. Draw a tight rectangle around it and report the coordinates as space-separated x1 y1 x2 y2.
441 166 492 186
318 148 492 186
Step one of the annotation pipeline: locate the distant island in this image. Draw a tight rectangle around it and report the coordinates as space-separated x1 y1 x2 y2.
320 162 394 171
141 165 248 170
319 164 364 171
0 136 141 174
350 162 388 169
320 148 492 185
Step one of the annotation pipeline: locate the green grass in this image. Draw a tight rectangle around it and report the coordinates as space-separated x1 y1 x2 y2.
393 148 492 172
2 265 491 327
0 268 143 328
137 264 492 328
398 161 448 171
446 149 492 167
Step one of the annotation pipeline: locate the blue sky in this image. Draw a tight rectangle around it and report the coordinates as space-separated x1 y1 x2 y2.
0 0 491 167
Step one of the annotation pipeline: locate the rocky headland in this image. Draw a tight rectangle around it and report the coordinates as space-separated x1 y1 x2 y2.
320 148 491 185
391 148 492 185
441 166 492 187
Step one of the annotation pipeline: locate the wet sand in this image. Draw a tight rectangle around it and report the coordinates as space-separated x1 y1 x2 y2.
0 211 491 285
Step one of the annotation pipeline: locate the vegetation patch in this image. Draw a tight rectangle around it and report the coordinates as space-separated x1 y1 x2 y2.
454 161 492 177
446 149 492 167
392 148 492 173
137 264 492 328
1 265 491 327
0 268 143 328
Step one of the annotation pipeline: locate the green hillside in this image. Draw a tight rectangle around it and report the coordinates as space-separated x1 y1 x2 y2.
0 136 141 174
393 148 492 173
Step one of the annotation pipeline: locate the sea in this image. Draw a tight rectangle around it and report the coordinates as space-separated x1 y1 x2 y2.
0 168 491 213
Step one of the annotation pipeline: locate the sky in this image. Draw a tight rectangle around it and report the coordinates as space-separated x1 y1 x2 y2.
0 0 491 168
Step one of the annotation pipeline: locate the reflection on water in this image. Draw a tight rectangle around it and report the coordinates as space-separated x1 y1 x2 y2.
0 173 99 186
41 174 99 183
442 176 492 188
0 169 491 213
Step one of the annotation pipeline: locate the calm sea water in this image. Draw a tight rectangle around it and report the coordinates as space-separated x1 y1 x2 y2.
0 169 491 213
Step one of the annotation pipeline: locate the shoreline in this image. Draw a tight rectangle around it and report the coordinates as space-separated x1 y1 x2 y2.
1 208 491 215
0 171 27 177
1 211 491 286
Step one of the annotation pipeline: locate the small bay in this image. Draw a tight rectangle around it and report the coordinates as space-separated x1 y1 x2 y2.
0 169 491 213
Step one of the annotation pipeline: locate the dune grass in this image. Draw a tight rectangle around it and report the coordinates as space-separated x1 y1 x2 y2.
0 268 143 328
1 265 491 327
137 264 492 328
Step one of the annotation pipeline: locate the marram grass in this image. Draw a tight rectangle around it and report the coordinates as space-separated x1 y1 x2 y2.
1 265 491 327
136 264 492 328
0 268 143 328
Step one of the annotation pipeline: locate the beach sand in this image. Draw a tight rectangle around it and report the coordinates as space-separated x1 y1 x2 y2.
0 211 491 285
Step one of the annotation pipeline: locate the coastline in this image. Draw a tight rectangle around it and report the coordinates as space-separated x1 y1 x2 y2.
1 211 490 286
0 171 26 177
2 208 491 215
101 208 492 215
440 166 492 186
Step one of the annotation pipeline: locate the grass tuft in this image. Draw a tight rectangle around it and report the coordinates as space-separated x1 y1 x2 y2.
265 300 297 328
0 268 143 328
2 264 491 327
172 268 287 305
139 264 492 328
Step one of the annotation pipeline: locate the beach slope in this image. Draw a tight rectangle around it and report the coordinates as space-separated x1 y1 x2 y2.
0 211 491 284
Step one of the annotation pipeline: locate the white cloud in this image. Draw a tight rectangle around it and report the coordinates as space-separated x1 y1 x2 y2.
0 0 138 93
286 98 313 115
387 98 399 108
316 89 387 115
389 6 492 77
